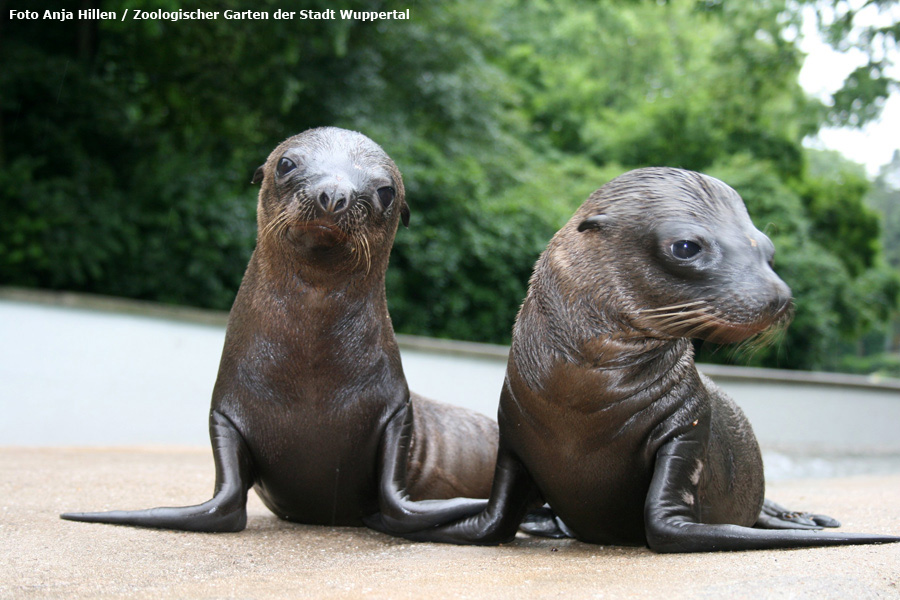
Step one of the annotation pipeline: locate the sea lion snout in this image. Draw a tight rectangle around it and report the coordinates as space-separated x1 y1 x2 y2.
311 178 357 216
764 268 792 311
723 226 793 331
754 273 793 334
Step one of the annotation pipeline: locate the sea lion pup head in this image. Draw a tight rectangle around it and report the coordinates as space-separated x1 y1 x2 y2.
546 167 792 346
251 127 409 279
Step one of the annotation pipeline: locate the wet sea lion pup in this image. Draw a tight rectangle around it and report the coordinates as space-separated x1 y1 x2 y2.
376 167 900 552
61 127 498 532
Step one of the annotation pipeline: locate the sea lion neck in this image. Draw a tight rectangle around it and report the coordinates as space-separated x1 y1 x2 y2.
513 263 690 404
528 242 677 352
225 250 398 380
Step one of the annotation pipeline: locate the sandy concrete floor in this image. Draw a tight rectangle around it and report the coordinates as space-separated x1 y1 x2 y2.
2 447 899 599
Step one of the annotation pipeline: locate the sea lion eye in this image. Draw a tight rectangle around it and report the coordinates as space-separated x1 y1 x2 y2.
276 157 297 177
672 240 702 260
377 186 395 207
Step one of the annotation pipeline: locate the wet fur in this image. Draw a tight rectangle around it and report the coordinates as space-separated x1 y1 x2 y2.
379 167 900 552
61 128 498 532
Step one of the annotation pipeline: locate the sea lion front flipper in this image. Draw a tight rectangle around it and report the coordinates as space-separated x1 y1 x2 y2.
755 498 841 530
367 404 489 534
644 437 900 553
373 444 543 545
60 411 253 532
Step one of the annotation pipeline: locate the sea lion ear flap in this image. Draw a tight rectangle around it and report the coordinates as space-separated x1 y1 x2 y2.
577 214 610 232
400 202 410 228
251 165 265 185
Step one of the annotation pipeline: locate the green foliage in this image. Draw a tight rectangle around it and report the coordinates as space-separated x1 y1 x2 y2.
701 151 900 370
490 0 815 177
829 63 895 127
864 151 900 353
1 0 896 372
810 0 899 127
387 149 615 342
701 155 847 369
799 150 880 278
838 352 900 378
867 151 900 271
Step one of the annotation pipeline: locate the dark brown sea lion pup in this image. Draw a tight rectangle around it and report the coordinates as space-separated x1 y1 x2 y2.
373 167 900 552
61 127 499 532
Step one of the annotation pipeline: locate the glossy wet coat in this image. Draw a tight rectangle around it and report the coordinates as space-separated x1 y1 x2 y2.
381 168 900 552
61 127 497 532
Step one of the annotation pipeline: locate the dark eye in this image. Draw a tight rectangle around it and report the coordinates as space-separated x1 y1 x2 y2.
672 240 702 260
377 186 395 207
276 157 296 177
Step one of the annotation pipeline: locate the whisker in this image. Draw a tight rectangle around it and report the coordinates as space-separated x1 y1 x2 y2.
685 320 716 339
351 232 364 272
639 310 711 329
639 300 708 314
731 312 791 362
676 315 716 329
361 234 372 275
261 211 290 240
641 309 710 324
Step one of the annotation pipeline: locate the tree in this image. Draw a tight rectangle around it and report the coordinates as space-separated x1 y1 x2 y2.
864 150 900 355
1 0 896 372
809 0 900 127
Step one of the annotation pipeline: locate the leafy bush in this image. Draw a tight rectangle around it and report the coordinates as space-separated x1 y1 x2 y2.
1 0 896 373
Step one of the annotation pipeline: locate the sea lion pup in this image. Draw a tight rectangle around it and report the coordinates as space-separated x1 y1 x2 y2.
375 167 900 552
61 127 498 532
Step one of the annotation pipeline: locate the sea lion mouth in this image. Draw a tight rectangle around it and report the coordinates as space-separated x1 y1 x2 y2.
284 217 376 273
292 221 342 234
634 298 793 344
698 317 778 345
259 209 348 244
287 220 350 244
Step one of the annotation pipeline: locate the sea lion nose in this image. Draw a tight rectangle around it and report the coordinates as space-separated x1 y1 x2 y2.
313 180 356 215
765 274 792 315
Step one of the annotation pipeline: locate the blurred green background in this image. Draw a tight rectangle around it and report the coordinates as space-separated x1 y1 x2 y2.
2 0 899 375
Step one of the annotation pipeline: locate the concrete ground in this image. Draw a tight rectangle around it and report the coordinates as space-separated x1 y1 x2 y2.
3 291 900 598
3 446 900 599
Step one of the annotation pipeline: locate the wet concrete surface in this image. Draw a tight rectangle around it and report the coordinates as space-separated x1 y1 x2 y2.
3 447 900 600
3 293 900 598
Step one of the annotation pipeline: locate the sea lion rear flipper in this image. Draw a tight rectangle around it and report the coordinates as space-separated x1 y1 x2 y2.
754 498 841 530
60 411 253 532
519 505 576 539
644 437 900 553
